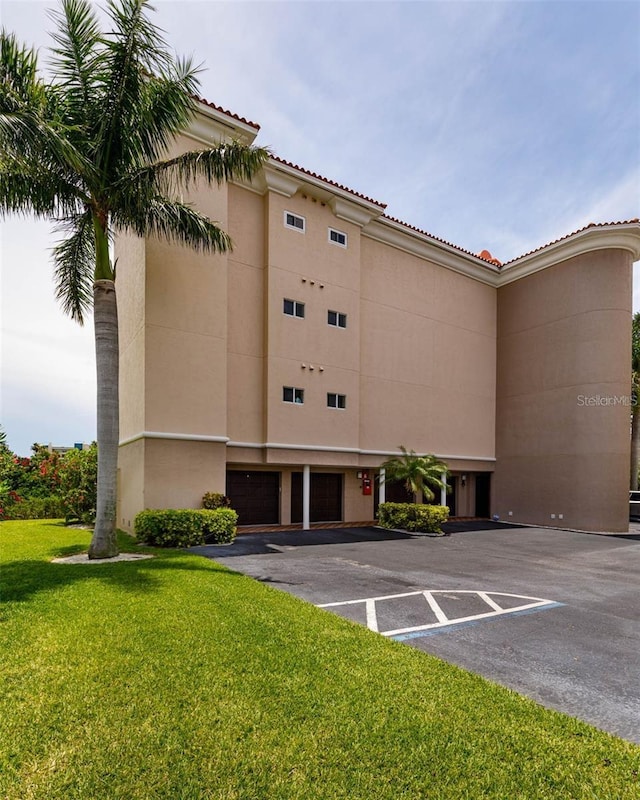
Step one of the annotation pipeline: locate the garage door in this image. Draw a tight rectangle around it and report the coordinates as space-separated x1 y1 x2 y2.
226 471 280 526
291 472 343 523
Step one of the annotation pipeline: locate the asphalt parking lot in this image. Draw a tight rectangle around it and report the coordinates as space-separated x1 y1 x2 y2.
191 522 640 744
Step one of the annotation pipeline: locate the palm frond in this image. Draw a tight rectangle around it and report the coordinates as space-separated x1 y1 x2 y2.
52 210 95 323
130 57 202 164
121 142 270 199
115 196 232 253
0 33 95 182
48 0 102 108
0 32 47 114
0 161 84 218
96 0 172 174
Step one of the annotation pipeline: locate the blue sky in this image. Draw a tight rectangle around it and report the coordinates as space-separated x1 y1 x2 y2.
1 0 639 455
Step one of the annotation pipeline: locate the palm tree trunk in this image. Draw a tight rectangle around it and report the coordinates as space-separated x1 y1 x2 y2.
631 405 640 490
88 279 119 559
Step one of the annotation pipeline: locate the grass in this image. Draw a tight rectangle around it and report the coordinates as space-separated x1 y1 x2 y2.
1 520 638 799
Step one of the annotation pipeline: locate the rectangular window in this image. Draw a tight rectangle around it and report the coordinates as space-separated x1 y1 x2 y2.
284 298 305 318
283 386 304 404
285 211 305 232
327 393 346 409
327 310 347 328
329 228 347 247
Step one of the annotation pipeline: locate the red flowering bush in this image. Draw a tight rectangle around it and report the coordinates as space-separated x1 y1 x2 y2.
0 435 96 522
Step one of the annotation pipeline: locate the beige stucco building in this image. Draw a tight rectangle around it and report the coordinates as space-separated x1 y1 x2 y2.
116 99 640 533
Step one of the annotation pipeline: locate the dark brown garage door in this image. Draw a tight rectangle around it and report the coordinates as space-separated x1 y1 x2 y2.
291 472 343 523
226 471 280 526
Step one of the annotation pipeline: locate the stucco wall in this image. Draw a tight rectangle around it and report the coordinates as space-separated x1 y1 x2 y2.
493 248 632 531
359 236 497 458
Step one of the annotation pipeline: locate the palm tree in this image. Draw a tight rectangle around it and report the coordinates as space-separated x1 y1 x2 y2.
631 312 640 490
380 446 448 504
0 0 268 558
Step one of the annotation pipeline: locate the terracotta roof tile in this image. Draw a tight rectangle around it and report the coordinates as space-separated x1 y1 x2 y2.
194 94 261 130
477 249 503 266
382 215 501 267
502 219 640 265
192 98 639 268
270 155 387 208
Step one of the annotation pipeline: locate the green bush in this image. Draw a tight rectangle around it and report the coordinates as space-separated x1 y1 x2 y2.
135 508 238 548
378 502 449 534
59 444 97 524
202 491 230 510
2 494 66 520
202 508 238 544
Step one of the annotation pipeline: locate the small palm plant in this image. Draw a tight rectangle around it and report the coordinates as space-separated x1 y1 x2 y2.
0 0 268 558
380 446 448 504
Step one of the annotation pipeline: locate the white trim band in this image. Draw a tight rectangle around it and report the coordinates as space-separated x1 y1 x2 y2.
120 433 496 463
119 431 230 446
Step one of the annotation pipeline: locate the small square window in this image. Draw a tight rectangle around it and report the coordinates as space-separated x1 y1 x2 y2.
328 310 347 328
284 299 305 318
329 228 347 247
327 393 346 409
283 386 304 404
285 211 305 232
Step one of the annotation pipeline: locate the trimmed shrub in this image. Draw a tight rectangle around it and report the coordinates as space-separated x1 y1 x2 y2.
135 508 238 548
202 492 231 510
2 494 66 520
202 508 238 544
378 502 449 534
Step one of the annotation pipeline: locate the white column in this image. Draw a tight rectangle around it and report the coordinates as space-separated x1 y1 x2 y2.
440 472 447 507
303 465 311 530
379 468 386 505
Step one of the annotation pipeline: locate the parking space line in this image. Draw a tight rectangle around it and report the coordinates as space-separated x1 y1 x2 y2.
422 591 448 623
365 599 378 632
477 591 504 612
318 590 562 637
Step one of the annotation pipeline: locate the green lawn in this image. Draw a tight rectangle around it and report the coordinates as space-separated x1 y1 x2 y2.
1 520 638 799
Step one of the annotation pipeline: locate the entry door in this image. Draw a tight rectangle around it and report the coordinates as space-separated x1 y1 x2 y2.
226 471 280 526
445 476 457 516
374 478 412 515
291 472 343 523
475 473 491 518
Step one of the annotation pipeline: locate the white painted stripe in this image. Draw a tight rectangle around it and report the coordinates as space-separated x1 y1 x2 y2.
319 589 427 608
320 589 548 608
365 599 378 632
319 590 558 637
422 591 449 624
383 599 553 637
477 592 504 612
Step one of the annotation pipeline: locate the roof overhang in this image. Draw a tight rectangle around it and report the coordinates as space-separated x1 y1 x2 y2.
185 100 260 147
497 222 640 286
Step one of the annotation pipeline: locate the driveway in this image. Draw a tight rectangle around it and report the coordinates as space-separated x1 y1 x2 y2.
191 523 640 744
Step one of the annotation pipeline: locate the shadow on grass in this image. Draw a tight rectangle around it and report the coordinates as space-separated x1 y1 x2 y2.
1 549 238 607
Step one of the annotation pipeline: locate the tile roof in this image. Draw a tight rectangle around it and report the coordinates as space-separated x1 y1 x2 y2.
382 215 501 267
502 219 640 265
194 94 261 130
270 155 387 208
192 97 639 269
477 249 503 266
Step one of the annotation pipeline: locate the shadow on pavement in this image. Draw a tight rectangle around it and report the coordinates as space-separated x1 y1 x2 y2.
190 520 528 558
190 526 411 557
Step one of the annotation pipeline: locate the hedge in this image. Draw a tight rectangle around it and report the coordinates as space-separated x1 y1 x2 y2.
134 508 238 547
1 494 66 520
378 502 449 534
